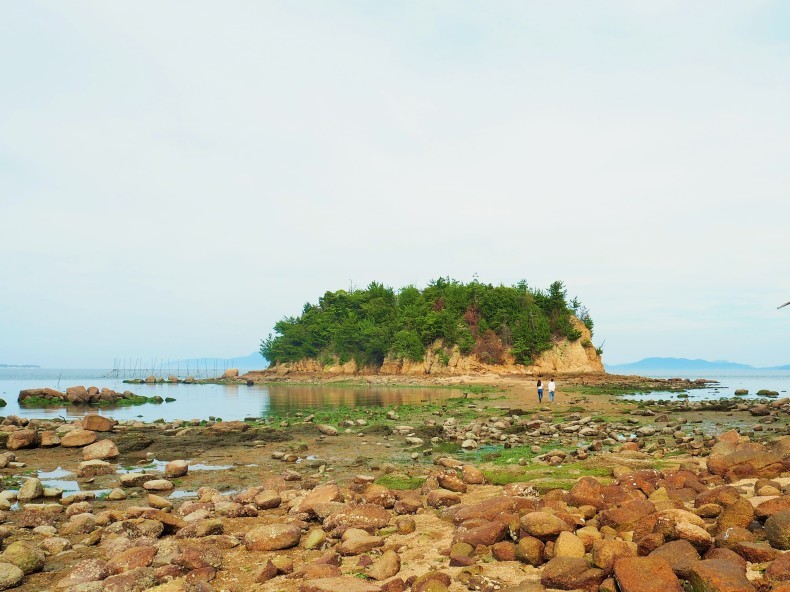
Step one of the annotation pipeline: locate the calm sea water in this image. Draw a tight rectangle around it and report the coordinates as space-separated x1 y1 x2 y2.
618 369 790 401
0 368 461 421
2 368 789 421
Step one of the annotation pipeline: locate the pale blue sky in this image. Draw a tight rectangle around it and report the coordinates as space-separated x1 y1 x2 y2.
1 1 789 368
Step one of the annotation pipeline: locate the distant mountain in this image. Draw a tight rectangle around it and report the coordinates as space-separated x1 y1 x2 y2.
0 363 40 368
608 357 788 371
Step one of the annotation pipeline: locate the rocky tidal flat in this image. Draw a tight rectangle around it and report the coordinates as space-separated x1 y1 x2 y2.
0 382 789 592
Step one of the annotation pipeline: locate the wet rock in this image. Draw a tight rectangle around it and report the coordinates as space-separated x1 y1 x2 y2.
614 556 683 592
60 429 98 447
1 540 45 574
688 559 756 592
0 563 23 591
245 523 302 551
540 556 606 590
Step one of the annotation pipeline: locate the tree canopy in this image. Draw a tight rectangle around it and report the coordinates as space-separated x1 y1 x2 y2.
260 278 593 368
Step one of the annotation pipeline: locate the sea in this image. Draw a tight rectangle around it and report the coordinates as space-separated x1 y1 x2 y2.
0 368 788 422
0 367 462 422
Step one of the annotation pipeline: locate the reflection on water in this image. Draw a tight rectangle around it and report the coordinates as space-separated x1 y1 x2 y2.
266 385 459 412
0 371 464 422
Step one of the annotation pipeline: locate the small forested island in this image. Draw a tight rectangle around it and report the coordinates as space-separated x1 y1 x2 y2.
0 363 40 368
260 278 604 375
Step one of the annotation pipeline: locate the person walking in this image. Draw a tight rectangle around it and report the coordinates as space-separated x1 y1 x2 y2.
537 378 543 403
548 378 556 403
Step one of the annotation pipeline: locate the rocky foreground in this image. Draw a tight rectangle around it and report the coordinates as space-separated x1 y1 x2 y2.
1 392 790 592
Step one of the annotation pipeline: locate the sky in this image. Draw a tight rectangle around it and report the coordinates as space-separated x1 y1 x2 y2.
1 1 789 368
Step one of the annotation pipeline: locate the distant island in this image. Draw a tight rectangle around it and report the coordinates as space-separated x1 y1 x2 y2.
608 357 790 372
259 278 603 375
0 363 40 368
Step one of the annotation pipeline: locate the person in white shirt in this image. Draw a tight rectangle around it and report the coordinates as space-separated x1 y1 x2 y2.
548 378 556 402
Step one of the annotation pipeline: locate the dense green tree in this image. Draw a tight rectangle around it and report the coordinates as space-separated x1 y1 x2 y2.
260 278 593 367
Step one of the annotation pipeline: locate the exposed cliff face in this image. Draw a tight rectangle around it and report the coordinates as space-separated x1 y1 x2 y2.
267 318 603 376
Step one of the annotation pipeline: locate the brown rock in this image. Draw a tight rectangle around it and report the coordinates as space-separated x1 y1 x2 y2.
520 512 572 539
82 439 119 461
707 441 787 480
165 460 188 478
293 484 344 516
107 546 156 574
174 546 223 570
716 498 755 534
554 531 586 558
82 415 116 432
437 472 467 493
689 559 755 592
649 540 700 579
540 556 606 590
756 497 790 520
245 523 302 551
614 556 683 592
570 476 605 510
516 536 545 566
599 500 656 531
462 465 486 485
592 539 637 571
300 576 382 592
324 503 391 532
337 534 384 556
56 558 110 588
6 429 38 450
367 550 400 581
448 496 538 524
254 490 282 510
103 567 157 592
426 489 461 508
704 548 747 572
455 521 508 547
766 510 790 550
733 542 780 563
766 552 790 582
61 429 97 447
492 541 517 561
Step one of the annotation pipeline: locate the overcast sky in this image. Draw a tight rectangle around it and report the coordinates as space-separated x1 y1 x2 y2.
1 1 789 368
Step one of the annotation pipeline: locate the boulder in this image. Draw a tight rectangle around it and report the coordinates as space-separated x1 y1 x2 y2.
6 429 38 450
592 539 637 571
317 424 339 436
103 567 157 592
82 439 119 461
244 523 302 551
766 552 790 582
707 440 787 479
165 460 188 478
649 540 701 579
143 480 174 492
614 556 683 592
454 521 508 547
766 510 790 550
292 484 344 516
18 477 44 502
366 549 400 581
520 512 572 539
688 559 755 592
56 558 110 588
0 563 23 591
1 541 45 574
554 531 586 558
60 429 97 447
300 577 382 592
78 459 115 478
337 534 384 555
540 556 606 590
82 415 116 432
324 504 391 531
